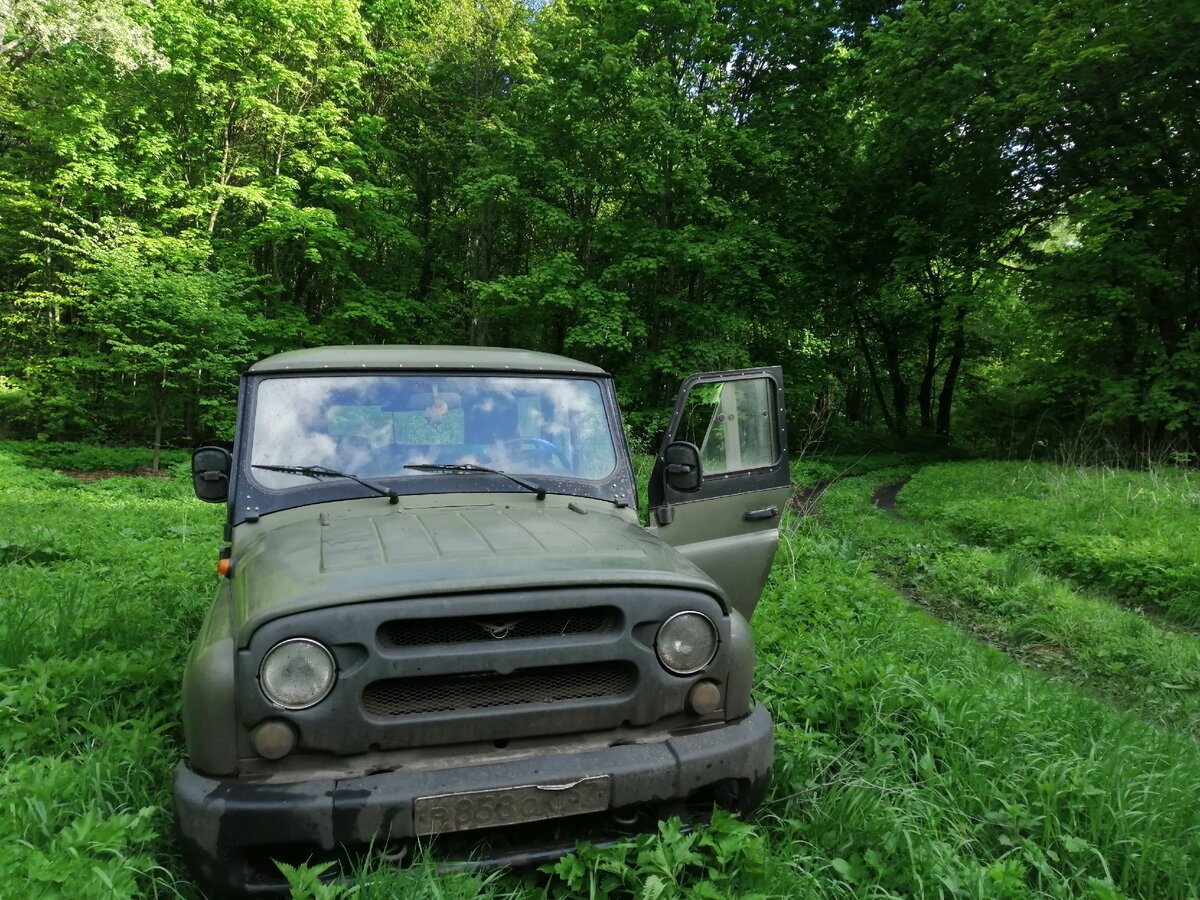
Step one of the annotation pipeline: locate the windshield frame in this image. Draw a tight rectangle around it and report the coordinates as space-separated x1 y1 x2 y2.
228 369 636 524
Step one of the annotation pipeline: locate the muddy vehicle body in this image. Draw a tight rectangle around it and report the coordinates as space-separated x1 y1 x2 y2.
177 346 788 895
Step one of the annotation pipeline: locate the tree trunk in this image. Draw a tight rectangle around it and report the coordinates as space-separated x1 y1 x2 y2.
845 367 867 423
881 333 907 439
918 315 941 433
149 381 168 471
414 170 435 303
467 199 496 346
935 306 968 440
850 307 895 434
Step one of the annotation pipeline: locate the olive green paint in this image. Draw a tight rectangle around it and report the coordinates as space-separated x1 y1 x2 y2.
649 486 790 619
228 494 719 648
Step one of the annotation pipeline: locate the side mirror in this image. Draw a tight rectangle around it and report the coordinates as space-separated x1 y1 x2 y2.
662 441 702 493
192 446 232 503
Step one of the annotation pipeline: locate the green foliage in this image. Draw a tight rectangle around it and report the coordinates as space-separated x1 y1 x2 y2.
903 461 1200 624
542 812 774 899
760 499 1200 897
813 464 1200 736
3 438 190 472
1006 0 1200 447
4 0 1200 453
0 444 219 896
7 443 1200 897
0 0 169 71
277 860 347 899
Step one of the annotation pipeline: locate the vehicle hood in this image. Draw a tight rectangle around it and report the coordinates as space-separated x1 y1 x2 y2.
229 503 723 646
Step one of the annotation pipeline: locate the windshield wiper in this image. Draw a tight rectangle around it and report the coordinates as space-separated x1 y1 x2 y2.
404 463 546 501
252 464 400 504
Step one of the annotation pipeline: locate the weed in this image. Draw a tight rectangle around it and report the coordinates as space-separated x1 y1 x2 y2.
752 530 1200 897
902 461 1200 624
4 439 191 473
815 470 1200 737
6 444 1200 898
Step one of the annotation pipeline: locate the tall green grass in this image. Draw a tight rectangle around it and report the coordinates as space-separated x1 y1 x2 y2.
3 439 191 473
758 519 1200 897
0 445 219 896
812 470 1200 737
5 444 1200 898
901 461 1200 625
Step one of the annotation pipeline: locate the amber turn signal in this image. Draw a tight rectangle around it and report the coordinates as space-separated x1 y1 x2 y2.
250 719 297 760
216 558 232 577
686 679 722 716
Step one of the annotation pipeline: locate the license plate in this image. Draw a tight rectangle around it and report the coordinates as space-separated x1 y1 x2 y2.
413 776 611 835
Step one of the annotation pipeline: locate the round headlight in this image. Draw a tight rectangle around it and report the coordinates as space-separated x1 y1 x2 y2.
259 638 336 710
655 612 718 675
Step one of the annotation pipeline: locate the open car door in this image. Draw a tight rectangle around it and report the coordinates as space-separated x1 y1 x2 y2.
648 367 789 619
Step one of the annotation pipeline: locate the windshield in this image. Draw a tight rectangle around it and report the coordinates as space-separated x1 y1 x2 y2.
249 374 618 491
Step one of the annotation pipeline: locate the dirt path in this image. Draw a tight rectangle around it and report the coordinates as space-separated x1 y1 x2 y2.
792 475 913 519
790 478 841 516
871 479 910 517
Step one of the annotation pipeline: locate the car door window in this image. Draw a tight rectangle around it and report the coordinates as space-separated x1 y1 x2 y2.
679 377 779 475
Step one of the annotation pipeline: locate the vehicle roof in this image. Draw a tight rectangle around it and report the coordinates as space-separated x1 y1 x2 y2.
247 345 609 376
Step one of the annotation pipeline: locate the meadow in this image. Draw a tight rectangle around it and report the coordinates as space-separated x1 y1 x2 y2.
1 444 1198 898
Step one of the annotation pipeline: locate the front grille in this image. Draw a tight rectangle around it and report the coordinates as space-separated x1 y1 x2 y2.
378 607 618 648
362 662 636 716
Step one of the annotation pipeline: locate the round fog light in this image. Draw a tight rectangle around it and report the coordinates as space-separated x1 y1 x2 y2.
260 637 337 709
655 611 718 675
251 718 297 760
686 680 722 715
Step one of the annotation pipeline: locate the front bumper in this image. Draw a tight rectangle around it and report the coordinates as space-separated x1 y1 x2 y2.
175 703 773 896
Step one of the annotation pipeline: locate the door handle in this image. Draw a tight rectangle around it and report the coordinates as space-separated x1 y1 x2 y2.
743 506 779 521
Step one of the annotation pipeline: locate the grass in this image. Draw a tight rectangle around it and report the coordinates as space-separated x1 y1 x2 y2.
809 467 1200 738
757 523 1200 897
3 443 1200 897
900 461 1200 625
2 439 191 474
0 445 220 896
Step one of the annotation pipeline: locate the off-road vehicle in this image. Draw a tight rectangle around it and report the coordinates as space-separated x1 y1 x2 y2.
177 345 788 895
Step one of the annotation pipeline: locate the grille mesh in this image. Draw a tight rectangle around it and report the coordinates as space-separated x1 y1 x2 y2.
362 662 636 716
378 608 618 648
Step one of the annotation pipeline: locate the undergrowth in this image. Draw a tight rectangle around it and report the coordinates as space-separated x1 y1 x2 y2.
4 444 1200 898
0 444 218 896
3 439 191 473
812 469 1200 737
901 461 1200 625
758 519 1200 897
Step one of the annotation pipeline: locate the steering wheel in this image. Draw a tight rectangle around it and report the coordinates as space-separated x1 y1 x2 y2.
501 438 572 472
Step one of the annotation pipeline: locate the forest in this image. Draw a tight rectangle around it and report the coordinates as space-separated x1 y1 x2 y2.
3 4 1200 894
1 0 1197 459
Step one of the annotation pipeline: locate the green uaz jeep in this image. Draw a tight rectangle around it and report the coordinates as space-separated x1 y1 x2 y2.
176 345 788 895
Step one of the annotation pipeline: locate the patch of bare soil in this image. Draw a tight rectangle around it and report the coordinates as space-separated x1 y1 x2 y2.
790 478 839 516
1022 643 1073 666
871 480 910 517
61 467 170 483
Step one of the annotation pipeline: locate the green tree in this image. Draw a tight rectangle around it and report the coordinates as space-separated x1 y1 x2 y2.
0 0 167 70
40 218 256 464
1015 0 1200 451
821 0 1052 443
